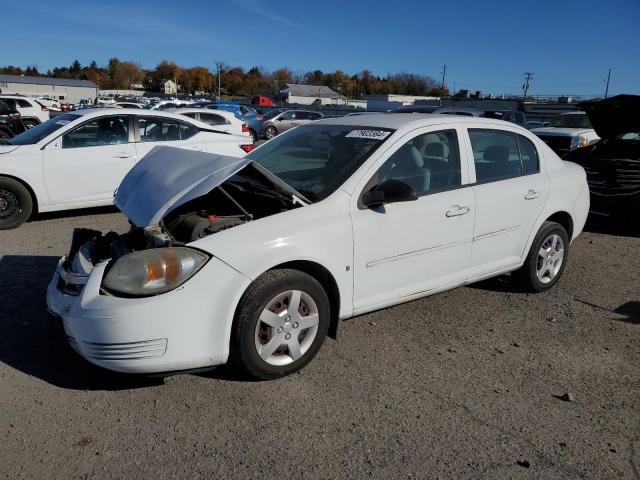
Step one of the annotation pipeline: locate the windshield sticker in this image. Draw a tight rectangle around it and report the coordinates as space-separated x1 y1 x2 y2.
55 120 71 125
345 130 391 140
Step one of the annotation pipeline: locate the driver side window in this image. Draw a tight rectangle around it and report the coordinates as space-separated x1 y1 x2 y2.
62 116 129 148
376 129 461 195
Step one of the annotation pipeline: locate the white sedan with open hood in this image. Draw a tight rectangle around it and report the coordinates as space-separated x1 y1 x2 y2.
47 114 589 379
0 109 254 229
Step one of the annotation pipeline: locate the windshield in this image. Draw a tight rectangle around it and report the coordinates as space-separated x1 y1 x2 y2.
551 113 593 129
246 124 394 202
263 109 282 120
8 114 80 145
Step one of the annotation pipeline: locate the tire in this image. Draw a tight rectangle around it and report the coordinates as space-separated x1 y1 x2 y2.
0 177 33 229
264 126 278 140
248 129 257 144
23 119 38 129
0 130 10 141
229 269 330 380
513 221 570 292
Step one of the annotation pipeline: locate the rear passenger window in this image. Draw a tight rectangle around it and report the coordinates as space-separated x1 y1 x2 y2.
377 129 461 195
469 129 539 182
517 135 539 174
200 113 228 126
138 117 180 142
17 99 32 108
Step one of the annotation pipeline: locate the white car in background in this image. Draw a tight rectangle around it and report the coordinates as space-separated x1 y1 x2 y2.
531 111 599 156
149 100 193 111
36 97 62 110
0 109 254 229
0 95 50 128
47 114 589 380
174 108 252 140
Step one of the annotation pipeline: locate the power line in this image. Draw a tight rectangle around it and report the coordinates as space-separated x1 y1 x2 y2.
604 68 611 99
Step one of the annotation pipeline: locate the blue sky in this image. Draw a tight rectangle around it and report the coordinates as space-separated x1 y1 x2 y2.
2 0 639 97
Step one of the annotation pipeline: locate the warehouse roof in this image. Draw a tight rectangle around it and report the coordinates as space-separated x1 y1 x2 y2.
280 83 345 98
0 74 97 88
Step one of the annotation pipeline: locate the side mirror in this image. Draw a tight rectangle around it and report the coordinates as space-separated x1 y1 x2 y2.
362 179 418 208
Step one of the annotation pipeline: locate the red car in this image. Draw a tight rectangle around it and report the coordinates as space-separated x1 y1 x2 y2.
251 95 275 107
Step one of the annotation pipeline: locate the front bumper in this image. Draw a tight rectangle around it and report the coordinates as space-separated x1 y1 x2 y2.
46 255 251 374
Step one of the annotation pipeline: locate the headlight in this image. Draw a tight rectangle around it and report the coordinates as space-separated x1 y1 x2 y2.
102 247 208 296
570 135 589 150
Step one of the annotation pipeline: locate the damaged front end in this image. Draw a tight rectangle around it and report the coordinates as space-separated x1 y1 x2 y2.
57 146 309 298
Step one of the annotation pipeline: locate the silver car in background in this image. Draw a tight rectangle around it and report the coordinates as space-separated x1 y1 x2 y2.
262 109 324 139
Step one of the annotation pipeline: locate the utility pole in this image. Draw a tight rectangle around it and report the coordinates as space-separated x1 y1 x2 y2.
522 72 533 102
604 68 611 98
441 64 447 90
215 61 224 100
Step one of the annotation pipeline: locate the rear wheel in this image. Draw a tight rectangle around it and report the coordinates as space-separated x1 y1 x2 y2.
0 177 33 230
230 269 330 380
248 129 257 143
264 126 278 140
0 130 10 141
513 221 569 292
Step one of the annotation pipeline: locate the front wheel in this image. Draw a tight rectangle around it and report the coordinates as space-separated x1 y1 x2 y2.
0 177 34 230
513 221 569 292
264 126 278 140
229 269 330 380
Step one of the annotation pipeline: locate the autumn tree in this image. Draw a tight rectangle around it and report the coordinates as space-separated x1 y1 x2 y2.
153 61 181 90
112 61 145 89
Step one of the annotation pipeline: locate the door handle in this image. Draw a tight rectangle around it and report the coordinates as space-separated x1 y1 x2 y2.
113 153 132 159
445 205 470 217
524 189 541 200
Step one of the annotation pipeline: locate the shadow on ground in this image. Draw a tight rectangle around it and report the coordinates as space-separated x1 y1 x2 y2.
0 254 163 390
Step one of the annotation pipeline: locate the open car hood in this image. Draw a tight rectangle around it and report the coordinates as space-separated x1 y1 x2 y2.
114 146 308 228
582 95 640 139
115 147 252 228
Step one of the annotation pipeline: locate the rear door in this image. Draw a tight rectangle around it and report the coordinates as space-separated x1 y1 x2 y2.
464 127 549 273
43 115 136 204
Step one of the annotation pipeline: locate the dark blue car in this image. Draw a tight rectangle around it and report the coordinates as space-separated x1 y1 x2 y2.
195 102 264 143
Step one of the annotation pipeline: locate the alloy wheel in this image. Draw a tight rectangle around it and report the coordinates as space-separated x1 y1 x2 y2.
536 234 565 284
254 289 320 366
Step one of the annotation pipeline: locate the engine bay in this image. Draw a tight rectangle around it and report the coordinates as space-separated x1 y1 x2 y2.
65 165 303 270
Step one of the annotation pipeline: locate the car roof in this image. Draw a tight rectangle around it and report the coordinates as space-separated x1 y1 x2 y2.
316 113 517 130
64 108 207 121
0 95 38 102
173 108 238 120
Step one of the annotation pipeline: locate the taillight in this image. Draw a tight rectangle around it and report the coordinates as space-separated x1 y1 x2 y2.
41 105 49 111
241 123 249 133
239 144 255 153
256 114 263 120
9 113 20 120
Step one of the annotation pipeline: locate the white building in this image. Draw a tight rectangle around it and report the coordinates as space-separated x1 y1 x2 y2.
363 94 440 111
0 74 97 104
279 84 347 106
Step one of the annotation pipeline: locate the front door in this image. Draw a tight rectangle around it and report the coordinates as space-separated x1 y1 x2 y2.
43 115 135 205
351 127 476 313
465 127 550 273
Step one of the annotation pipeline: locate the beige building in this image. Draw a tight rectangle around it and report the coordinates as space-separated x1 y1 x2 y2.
162 80 179 95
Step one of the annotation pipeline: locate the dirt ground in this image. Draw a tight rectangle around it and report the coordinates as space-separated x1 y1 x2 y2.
0 208 638 479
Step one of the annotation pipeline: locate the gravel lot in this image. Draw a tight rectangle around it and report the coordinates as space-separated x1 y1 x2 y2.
0 209 638 479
